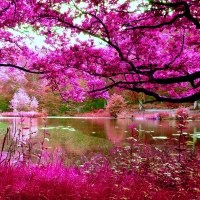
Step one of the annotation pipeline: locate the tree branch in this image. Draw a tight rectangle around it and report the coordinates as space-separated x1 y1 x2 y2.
125 13 184 30
0 64 45 74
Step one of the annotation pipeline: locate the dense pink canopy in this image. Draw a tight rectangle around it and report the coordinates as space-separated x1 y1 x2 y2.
0 0 200 102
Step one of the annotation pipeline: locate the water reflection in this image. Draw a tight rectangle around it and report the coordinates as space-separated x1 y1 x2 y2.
10 117 38 142
105 118 129 143
0 117 39 164
0 117 200 153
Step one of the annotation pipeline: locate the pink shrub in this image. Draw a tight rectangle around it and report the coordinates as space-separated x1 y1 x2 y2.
98 109 105 113
106 94 127 117
75 111 110 117
175 107 190 119
191 113 200 120
0 148 199 200
156 112 170 119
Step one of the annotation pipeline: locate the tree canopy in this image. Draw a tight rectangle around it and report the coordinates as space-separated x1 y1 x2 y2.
1 0 200 103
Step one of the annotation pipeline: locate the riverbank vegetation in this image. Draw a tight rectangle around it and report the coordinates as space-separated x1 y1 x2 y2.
0 76 196 117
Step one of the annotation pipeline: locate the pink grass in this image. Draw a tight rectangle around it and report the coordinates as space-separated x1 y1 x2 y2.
0 143 199 200
0 163 199 199
0 161 199 200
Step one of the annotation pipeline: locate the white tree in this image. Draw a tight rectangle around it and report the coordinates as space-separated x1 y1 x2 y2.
30 97 39 111
9 89 38 112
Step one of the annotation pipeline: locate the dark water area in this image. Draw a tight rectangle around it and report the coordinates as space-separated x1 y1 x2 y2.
0 117 199 154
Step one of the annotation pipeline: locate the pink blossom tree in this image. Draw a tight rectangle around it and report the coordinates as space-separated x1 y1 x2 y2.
106 94 127 117
0 0 200 103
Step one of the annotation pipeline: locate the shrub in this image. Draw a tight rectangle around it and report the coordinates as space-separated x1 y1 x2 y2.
191 113 200 120
175 107 190 120
98 109 105 114
156 112 170 120
106 94 127 117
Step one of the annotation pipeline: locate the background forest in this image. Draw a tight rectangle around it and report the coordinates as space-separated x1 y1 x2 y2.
0 73 194 116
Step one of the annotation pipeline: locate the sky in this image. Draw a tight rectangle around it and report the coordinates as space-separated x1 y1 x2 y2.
9 0 146 50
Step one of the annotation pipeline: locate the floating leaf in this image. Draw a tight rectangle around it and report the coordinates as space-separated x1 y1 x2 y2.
153 136 168 139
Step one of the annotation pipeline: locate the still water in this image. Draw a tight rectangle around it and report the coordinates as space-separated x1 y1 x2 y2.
0 117 199 154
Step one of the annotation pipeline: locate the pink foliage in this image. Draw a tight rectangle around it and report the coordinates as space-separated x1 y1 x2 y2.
0 1 199 102
30 97 39 111
0 147 199 200
75 109 110 117
156 112 170 119
175 107 190 119
106 94 127 117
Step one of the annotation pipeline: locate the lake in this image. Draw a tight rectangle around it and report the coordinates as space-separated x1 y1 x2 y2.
0 117 199 155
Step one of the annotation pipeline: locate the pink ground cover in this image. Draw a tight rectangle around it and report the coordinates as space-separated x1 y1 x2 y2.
0 138 199 200
1 111 46 117
0 159 199 200
75 109 110 117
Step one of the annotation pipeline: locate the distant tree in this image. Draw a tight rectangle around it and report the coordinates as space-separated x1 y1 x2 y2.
38 87 64 115
9 88 38 112
30 97 39 111
106 94 127 117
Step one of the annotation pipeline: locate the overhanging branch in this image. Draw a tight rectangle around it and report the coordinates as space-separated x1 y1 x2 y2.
0 64 45 74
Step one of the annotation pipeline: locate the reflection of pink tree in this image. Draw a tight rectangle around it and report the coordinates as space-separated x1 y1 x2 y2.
105 119 130 143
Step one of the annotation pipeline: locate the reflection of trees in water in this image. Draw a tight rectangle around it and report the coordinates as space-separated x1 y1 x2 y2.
105 119 131 143
81 118 106 137
0 117 39 165
10 117 38 142
46 118 107 138
1 117 199 157
45 126 111 156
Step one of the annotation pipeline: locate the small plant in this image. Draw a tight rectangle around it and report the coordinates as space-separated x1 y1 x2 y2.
0 116 49 166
